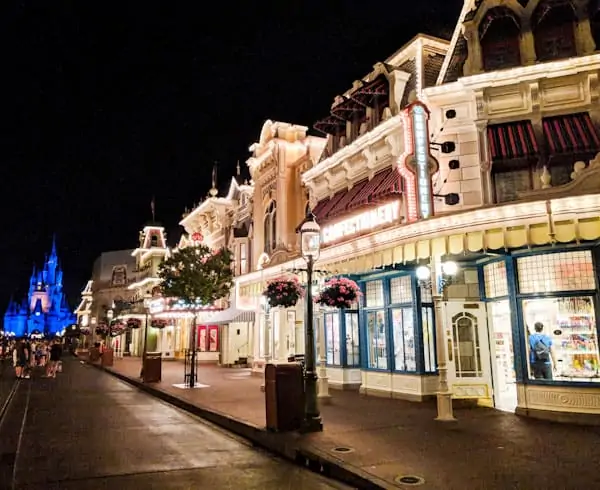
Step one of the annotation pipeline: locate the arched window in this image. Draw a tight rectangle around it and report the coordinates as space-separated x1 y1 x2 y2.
533 0 577 62
479 7 522 71
263 201 276 254
590 0 600 50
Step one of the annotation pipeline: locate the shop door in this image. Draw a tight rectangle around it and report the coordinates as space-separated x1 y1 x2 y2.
444 302 493 404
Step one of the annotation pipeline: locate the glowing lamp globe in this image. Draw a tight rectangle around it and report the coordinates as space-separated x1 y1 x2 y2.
442 261 458 276
300 219 321 261
416 265 431 281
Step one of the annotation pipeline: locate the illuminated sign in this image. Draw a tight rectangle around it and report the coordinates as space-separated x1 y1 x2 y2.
399 102 438 222
322 201 400 244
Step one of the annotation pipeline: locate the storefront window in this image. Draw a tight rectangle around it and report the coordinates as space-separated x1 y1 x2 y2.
325 313 341 365
392 308 416 371
523 297 600 382
365 280 384 307
258 312 265 358
517 251 595 294
390 276 412 304
366 310 387 369
483 261 508 298
345 312 360 367
422 306 436 372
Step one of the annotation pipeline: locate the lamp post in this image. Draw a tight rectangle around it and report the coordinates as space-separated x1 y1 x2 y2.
299 213 323 432
106 306 114 349
140 293 152 379
416 258 458 422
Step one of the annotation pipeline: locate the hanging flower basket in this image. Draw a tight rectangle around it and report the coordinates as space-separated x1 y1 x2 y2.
80 326 91 335
263 277 304 308
95 324 108 336
110 324 126 337
151 318 168 329
127 318 141 329
315 277 362 309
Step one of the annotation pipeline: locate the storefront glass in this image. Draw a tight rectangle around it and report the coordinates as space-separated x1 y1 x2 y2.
366 310 387 369
422 306 436 372
325 312 341 365
523 297 599 381
392 308 416 371
345 312 360 366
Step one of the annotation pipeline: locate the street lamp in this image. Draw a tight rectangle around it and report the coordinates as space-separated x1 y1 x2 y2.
140 293 152 379
299 212 323 432
416 258 458 422
106 305 114 349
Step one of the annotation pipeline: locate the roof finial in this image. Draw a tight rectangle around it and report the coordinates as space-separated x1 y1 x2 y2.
151 196 156 223
236 160 241 177
209 162 218 197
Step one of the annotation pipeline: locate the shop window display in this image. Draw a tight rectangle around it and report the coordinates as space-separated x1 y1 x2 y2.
366 310 387 369
523 297 600 381
345 312 360 366
325 313 341 365
365 280 384 307
392 308 416 371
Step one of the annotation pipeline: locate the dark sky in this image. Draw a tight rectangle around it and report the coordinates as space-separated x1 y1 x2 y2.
0 0 461 308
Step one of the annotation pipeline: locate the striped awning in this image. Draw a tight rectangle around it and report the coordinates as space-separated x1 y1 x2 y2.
487 120 539 162
210 308 255 325
328 178 369 218
542 113 600 156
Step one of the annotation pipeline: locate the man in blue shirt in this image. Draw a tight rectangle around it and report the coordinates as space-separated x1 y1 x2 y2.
529 322 556 380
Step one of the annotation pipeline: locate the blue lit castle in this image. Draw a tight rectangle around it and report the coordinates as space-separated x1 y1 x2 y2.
4 238 75 337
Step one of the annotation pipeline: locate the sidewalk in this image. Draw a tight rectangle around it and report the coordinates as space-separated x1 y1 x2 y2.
94 357 600 490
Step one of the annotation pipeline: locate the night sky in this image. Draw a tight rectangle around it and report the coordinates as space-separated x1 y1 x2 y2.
0 1 461 309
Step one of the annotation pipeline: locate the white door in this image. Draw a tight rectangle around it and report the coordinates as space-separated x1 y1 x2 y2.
444 301 493 404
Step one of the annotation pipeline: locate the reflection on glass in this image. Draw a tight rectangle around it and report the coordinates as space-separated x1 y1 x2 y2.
367 310 387 369
392 308 416 371
345 312 360 366
325 313 340 365
523 297 599 381
422 307 436 372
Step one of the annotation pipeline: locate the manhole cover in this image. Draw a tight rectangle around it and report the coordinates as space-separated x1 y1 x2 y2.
331 446 354 454
395 475 425 486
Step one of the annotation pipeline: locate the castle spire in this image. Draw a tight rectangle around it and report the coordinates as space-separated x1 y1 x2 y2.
51 234 57 257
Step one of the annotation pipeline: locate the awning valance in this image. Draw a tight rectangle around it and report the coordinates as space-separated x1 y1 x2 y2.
487 120 538 162
210 308 255 325
542 112 600 156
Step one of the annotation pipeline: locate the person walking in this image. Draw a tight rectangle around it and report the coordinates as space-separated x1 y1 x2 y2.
529 322 556 380
13 340 30 379
46 340 63 378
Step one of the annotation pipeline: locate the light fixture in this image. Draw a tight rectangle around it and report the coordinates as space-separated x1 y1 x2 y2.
300 216 321 261
442 261 458 276
416 265 431 281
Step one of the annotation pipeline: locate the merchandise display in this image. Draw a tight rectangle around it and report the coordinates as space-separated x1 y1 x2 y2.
523 297 599 381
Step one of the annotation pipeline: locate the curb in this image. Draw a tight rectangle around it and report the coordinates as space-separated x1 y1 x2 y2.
88 361 397 490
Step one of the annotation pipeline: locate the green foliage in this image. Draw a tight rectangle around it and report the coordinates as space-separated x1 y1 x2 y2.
158 245 234 305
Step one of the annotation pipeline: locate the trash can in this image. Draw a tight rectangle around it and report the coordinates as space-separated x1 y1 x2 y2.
101 348 114 367
265 363 304 432
143 352 162 383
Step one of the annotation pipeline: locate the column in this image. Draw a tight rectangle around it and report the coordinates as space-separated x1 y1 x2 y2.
316 305 331 404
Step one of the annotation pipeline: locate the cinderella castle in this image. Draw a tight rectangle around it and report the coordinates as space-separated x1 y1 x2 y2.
4 237 75 337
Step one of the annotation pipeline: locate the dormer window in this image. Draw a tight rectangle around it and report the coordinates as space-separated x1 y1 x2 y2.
150 235 158 247
479 7 522 71
533 0 577 62
263 201 276 254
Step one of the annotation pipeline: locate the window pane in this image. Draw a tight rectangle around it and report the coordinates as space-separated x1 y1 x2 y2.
422 307 436 372
366 281 384 307
332 314 341 364
403 309 416 371
392 309 405 370
517 251 595 294
345 312 360 367
523 297 600 382
325 314 334 365
390 276 412 304
366 310 387 370
420 284 432 304
483 261 508 298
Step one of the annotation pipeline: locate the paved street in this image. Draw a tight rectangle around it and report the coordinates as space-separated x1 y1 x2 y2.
0 358 350 490
103 357 600 490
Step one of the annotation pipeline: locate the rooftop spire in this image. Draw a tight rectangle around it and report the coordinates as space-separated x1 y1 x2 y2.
51 234 57 256
236 160 241 177
209 162 218 197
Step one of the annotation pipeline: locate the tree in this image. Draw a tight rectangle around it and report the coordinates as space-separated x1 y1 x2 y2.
158 244 234 387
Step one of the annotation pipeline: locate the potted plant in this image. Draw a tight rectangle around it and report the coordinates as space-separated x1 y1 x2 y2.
110 324 126 337
151 318 168 329
263 277 304 308
315 277 362 309
127 318 142 329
